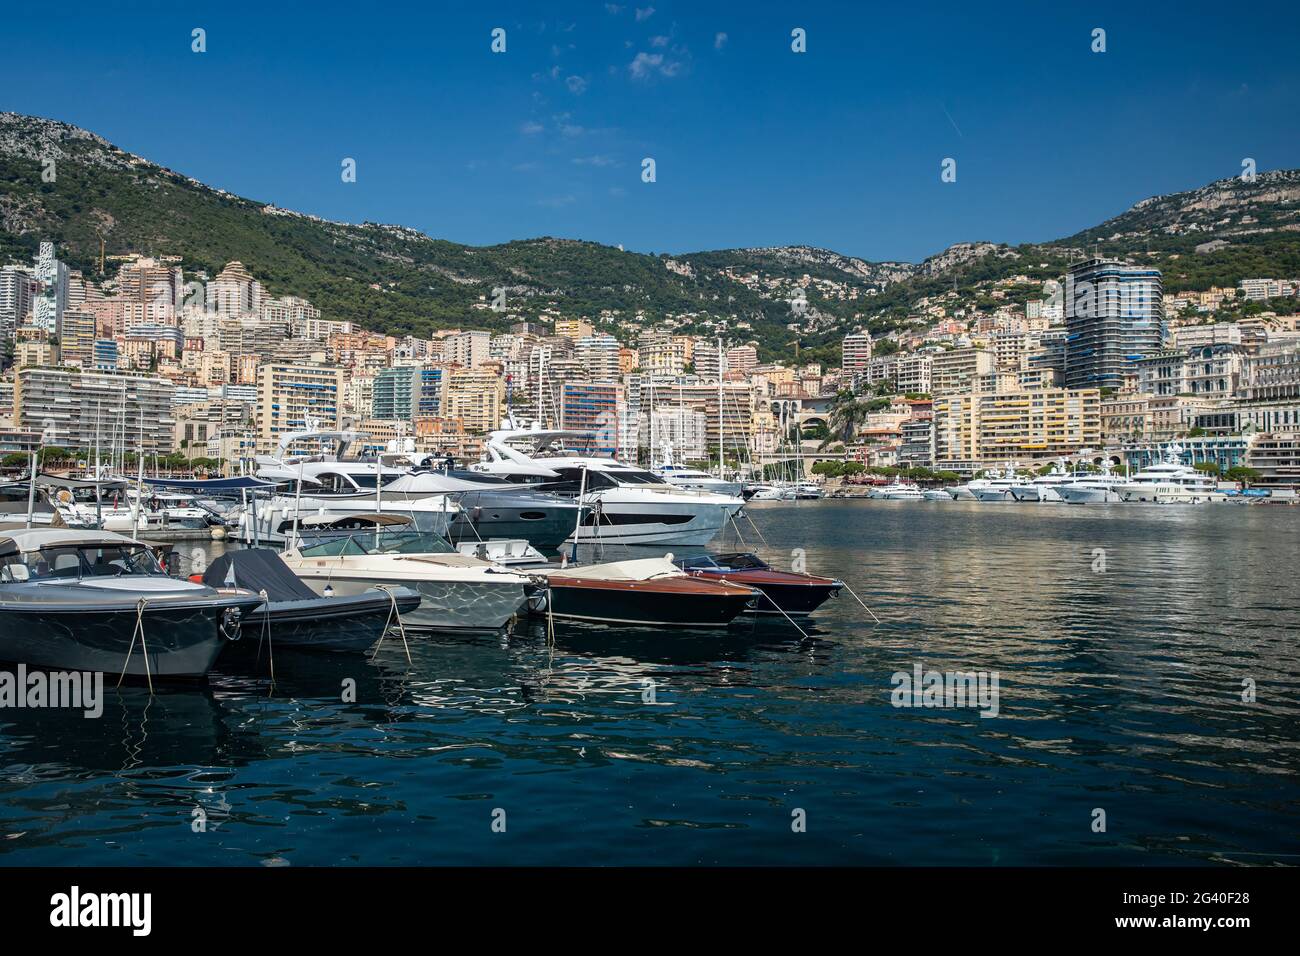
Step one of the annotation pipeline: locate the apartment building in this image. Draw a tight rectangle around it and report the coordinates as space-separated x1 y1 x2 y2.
255 363 346 447
14 368 176 454
932 387 1102 471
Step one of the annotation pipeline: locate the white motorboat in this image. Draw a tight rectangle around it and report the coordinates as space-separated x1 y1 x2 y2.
473 426 745 546
278 518 538 631
871 479 925 500
923 488 953 501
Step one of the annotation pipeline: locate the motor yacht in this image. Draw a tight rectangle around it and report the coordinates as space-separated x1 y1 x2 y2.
0 528 262 677
871 478 925 501
1113 447 1228 503
673 552 842 617
652 445 743 497
472 426 746 546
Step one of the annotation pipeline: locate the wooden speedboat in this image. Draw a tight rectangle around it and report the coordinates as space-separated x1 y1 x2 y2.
673 552 842 617
536 557 758 627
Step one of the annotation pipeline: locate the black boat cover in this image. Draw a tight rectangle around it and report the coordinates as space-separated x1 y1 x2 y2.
202 548 319 602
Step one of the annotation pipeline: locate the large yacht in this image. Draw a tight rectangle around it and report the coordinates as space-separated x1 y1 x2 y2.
966 468 1022 501
240 425 575 550
871 478 925 500
472 426 746 546
1113 448 1228 504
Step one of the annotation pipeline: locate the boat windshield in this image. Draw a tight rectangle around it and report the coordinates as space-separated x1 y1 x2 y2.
299 530 457 557
4 543 164 582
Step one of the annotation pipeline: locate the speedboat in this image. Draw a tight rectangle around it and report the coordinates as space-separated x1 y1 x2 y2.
0 528 263 677
473 426 746 546
278 518 539 632
674 552 842 617
871 479 925 500
535 556 758 627
199 548 422 652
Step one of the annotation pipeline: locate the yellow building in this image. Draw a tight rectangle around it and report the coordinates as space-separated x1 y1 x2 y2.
255 363 346 447
933 387 1101 471
445 366 504 434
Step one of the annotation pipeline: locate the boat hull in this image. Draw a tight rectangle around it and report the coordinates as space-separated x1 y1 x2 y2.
688 570 841 616
447 491 577 553
222 589 422 653
542 576 756 627
294 573 528 632
0 599 255 677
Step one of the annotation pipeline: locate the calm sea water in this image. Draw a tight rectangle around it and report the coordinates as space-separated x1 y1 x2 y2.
2 501 1298 866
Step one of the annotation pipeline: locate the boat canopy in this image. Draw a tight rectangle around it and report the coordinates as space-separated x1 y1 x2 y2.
143 476 280 490
34 473 132 490
202 549 319 602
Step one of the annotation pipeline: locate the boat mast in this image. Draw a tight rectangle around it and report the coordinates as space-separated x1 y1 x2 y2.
716 336 724 478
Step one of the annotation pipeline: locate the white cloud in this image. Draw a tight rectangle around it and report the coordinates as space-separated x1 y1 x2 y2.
573 155 616 167
520 121 544 135
650 35 669 48
629 51 664 80
536 194 576 208
714 32 728 50
566 75 588 95
634 6 655 21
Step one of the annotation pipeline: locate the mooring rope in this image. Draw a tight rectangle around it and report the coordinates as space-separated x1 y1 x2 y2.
255 588 276 692
840 580 881 625
117 597 154 695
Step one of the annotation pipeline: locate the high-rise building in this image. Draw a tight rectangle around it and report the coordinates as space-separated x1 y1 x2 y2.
445 366 503 433
561 381 624 457
207 261 264 316
841 330 873 376
1064 258 1165 390
32 241 68 336
0 265 35 340
444 330 491 368
574 334 621 381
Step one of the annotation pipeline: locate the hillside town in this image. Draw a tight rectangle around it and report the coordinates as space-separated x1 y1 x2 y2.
0 240 1298 491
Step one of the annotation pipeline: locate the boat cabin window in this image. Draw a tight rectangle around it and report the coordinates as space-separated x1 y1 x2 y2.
605 469 668 486
7 543 165 581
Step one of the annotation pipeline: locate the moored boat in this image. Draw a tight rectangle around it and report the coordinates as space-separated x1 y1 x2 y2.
673 552 842 617
199 548 422 652
0 528 262 677
537 557 757 627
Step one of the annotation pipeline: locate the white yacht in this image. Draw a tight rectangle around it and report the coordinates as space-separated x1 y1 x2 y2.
1054 470 1128 504
278 518 537 631
1113 448 1228 504
473 426 745 546
871 478 925 500
1009 460 1073 502
967 468 1022 501
653 447 743 498
745 483 795 501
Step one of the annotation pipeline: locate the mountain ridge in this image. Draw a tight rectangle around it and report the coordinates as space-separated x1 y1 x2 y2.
3 111 1299 362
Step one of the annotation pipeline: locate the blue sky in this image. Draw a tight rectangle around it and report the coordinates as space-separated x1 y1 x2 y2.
3 0 1299 262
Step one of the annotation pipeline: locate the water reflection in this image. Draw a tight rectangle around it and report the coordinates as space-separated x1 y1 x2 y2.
1 501 1297 865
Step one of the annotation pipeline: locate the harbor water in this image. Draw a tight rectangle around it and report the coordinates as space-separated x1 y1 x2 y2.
1 500 1297 865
